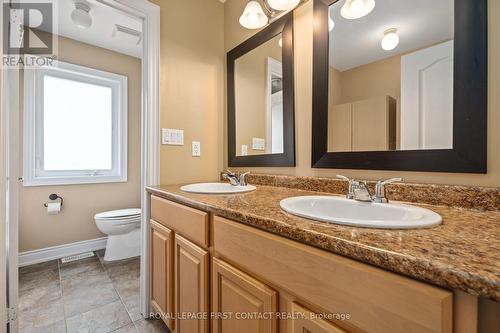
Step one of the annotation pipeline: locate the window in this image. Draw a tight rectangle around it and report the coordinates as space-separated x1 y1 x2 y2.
24 60 128 186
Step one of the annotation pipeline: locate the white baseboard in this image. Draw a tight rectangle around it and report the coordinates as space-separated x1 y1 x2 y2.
18 237 108 267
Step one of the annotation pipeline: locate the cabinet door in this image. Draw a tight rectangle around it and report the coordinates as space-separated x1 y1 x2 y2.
150 220 175 329
212 258 278 333
352 96 389 151
291 302 347 333
328 103 352 152
175 234 209 333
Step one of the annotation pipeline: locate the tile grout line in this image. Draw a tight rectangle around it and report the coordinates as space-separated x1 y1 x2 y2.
98 252 138 333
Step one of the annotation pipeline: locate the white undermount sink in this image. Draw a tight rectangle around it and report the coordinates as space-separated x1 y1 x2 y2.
280 196 442 229
180 182 256 194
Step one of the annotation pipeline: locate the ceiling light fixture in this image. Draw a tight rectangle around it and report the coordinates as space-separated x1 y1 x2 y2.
239 0 302 30
267 0 300 11
381 28 399 51
239 1 269 29
71 1 92 29
340 0 375 20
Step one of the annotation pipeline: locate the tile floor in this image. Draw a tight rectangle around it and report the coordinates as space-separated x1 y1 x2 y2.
18 250 170 333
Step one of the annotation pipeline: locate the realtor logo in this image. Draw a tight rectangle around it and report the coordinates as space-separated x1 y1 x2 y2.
2 0 57 67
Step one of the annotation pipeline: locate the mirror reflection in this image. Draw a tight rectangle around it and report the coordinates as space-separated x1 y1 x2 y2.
327 0 454 152
235 33 284 156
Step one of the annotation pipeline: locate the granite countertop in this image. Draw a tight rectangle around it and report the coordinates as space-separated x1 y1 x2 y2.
146 184 500 301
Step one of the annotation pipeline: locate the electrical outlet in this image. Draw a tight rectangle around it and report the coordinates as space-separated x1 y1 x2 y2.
241 145 248 156
252 137 265 150
192 141 201 157
162 128 184 145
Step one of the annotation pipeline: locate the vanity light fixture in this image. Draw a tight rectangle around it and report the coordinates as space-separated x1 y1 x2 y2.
71 1 92 29
267 0 300 11
239 1 269 29
340 0 375 20
239 0 301 30
381 28 399 51
278 37 282 47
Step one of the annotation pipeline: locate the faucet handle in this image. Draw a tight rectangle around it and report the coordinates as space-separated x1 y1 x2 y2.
239 172 250 186
336 175 355 199
379 177 402 186
336 175 351 182
374 177 402 203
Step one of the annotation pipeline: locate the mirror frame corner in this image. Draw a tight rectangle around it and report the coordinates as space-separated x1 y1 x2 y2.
311 0 488 173
227 13 296 168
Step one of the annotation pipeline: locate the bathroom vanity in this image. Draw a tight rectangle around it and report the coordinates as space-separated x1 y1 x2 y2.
145 178 499 333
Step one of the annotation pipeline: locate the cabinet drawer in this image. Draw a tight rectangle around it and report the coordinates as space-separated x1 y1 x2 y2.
291 302 347 333
151 195 209 248
214 217 452 333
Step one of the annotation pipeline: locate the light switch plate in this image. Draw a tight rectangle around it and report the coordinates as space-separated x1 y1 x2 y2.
162 128 184 145
241 145 248 156
192 141 201 157
252 137 265 151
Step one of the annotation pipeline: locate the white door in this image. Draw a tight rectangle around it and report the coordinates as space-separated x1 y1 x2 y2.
400 40 454 150
271 91 283 154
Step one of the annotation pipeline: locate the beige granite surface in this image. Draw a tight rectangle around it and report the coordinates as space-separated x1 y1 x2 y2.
146 184 500 301
233 173 500 211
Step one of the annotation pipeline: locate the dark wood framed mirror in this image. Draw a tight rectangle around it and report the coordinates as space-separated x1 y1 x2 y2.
227 13 295 167
312 0 487 173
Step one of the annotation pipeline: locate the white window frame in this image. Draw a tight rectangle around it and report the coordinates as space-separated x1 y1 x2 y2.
23 60 128 186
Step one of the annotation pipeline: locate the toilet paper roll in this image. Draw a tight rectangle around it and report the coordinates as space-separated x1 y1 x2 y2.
46 202 61 215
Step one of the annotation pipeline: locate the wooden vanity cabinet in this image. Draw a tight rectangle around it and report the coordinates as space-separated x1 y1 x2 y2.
149 195 496 333
213 216 453 333
150 195 210 333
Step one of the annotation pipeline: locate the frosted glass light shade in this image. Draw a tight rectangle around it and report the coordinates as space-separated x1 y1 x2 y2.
381 28 399 51
71 2 92 29
329 16 335 31
340 0 375 20
239 1 268 29
267 0 300 11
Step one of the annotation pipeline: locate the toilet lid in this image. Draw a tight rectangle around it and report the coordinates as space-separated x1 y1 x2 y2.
95 208 141 219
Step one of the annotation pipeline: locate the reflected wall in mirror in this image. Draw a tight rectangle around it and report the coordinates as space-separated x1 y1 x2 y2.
312 0 487 172
327 0 454 153
228 13 295 167
235 34 284 156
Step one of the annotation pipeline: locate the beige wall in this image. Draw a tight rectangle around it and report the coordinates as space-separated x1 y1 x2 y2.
224 0 500 187
150 0 224 184
235 34 282 155
336 54 401 105
19 35 142 252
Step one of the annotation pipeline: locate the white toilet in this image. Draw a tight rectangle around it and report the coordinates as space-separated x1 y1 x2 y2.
95 208 141 262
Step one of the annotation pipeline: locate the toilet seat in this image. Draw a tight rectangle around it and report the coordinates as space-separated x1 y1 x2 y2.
95 208 141 220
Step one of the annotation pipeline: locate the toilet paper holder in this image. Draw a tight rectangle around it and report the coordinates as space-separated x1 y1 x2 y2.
43 193 63 208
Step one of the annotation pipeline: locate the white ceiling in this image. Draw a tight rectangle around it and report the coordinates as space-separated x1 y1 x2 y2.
329 0 454 71
52 0 142 58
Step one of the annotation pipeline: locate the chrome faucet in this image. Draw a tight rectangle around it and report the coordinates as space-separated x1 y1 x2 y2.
336 175 402 203
223 170 250 186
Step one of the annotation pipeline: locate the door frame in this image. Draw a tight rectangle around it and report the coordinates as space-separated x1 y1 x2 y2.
0 0 160 328
93 0 161 319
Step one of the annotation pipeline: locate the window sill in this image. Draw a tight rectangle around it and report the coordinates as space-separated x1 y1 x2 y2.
23 175 128 187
